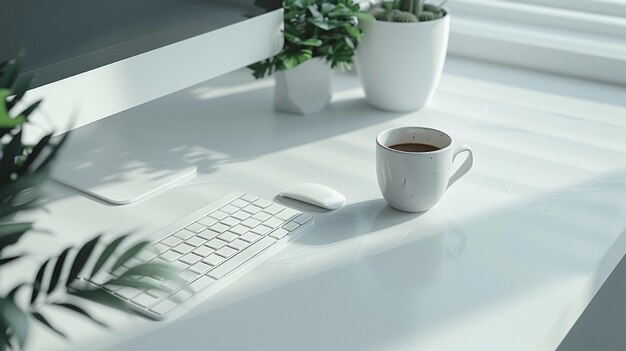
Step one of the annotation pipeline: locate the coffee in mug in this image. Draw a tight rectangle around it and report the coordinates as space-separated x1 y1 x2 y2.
376 126 473 212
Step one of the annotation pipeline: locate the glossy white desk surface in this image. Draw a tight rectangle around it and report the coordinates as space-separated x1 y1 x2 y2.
15 58 626 351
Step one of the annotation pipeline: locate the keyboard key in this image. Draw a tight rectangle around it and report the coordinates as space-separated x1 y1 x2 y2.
187 236 206 247
197 229 220 241
216 246 237 258
88 272 112 285
172 289 193 302
132 293 160 308
264 203 284 215
209 236 277 279
210 210 228 220
145 288 167 299
189 261 211 274
186 223 206 233
252 225 272 236
136 250 157 262
206 238 227 250
229 224 248 235
104 285 120 293
172 260 189 271
228 239 249 250
240 232 262 243
202 254 225 266
189 276 215 293
161 250 182 262
172 243 195 254
150 299 177 315
174 229 196 240
232 210 251 221
210 223 229 233
241 218 262 228
241 194 258 202
160 279 179 291
180 253 202 265
220 204 238 214
116 287 142 300
231 199 249 208
138 276 162 287
252 212 271 221
152 243 169 254
269 228 289 239
276 208 299 221
293 213 313 224
221 217 239 227
253 199 272 208
193 245 213 257
197 216 218 227
243 204 262 214
161 236 182 247
263 217 284 228
150 257 169 265
217 232 238 242
180 270 200 284
282 222 300 231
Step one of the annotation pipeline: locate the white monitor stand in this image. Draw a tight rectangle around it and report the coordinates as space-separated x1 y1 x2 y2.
28 10 282 205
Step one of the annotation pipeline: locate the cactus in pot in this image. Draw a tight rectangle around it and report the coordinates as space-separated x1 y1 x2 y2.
368 0 446 22
355 0 450 112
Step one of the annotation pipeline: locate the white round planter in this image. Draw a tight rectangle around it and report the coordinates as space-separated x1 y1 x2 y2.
274 58 333 115
356 12 450 112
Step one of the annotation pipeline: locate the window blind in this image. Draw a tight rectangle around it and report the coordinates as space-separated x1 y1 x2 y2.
446 0 626 85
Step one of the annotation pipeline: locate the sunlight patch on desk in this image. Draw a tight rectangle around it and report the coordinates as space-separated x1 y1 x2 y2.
190 78 274 100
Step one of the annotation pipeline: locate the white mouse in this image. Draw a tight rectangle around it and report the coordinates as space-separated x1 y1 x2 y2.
280 183 346 210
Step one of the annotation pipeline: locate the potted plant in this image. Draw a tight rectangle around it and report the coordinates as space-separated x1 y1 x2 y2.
249 0 371 115
0 52 181 349
356 0 449 112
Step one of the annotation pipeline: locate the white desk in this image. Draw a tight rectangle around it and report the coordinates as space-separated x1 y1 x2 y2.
14 57 626 351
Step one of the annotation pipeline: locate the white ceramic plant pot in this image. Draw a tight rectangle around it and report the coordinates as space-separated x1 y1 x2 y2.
274 58 333 115
356 12 450 112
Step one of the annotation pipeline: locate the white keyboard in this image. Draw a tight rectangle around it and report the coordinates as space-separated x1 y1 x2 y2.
81 192 313 320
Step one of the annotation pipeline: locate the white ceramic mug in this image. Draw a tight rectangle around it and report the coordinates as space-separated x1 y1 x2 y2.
376 126 473 212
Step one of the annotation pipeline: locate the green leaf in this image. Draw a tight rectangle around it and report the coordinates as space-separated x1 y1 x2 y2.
31 259 49 304
282 56 300 70
18 133 52 175
16 99 42 120
109 240 150 273
0 129 24 182
51 302 107 328
300 39 323 47
66 235 101 287
0 222 31 248
355 12 375 22
0 255 22 266
47 247 72 294
0 90 25 128
6 74 35 111
7 283 26 300
0 298 28 349
0 50 23 90
35 131 70 173
69 288 140 317
90 234 129 278
31 312 66 338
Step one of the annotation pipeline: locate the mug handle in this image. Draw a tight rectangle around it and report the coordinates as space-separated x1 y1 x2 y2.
447 145 473 189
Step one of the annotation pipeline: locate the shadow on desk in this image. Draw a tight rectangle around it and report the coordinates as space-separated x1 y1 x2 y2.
44 71 402 206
